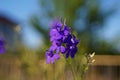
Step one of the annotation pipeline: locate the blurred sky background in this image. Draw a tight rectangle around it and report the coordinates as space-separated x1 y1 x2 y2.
0 0 120 51
0 1 120 80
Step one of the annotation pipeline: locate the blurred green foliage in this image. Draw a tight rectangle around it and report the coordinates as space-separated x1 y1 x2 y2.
0 0 119 80
30 0 119 55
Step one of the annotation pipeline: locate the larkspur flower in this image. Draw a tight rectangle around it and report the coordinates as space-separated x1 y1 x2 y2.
64 35 80 58
50 41 65 53
0 37 6 54
50 29 62 41
50 18 62 30
46 50 60 64
46 18 80 64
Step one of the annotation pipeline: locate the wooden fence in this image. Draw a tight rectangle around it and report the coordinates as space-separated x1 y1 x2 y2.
84 55 120 80
0 55 120 80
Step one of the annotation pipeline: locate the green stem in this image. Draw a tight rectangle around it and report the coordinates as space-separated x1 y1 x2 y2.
81 64 89 80
53 64 56 80
70 64 77 80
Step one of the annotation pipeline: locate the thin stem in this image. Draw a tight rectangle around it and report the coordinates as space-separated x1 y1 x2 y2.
44 70 47 80
81 64 89 80
70 64 77 80
53 64 56 80
63 69 66 80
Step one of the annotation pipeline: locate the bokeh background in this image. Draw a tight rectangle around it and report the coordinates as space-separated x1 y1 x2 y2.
0 0 120 80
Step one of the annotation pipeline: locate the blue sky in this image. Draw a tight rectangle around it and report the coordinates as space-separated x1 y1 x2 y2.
0 0 42 49
0 0 120 49
0 0 39 20
99 0 120 42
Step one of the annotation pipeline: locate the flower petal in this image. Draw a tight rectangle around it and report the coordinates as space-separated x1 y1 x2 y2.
54 53 60 60
46 56 51 64
60 46 65 53
50 29 58 36
64 26 70 36
51 57 55 64
66 51 70 58
0 47 6 54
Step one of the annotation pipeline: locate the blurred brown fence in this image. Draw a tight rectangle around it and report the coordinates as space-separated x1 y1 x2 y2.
0 55 120 80
85 55 120 80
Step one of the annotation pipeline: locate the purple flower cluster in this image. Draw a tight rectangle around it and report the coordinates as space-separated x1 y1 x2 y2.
46 19 80 64
0 37 6 54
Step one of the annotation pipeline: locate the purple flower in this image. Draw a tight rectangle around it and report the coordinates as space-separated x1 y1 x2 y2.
46 50 60 64
50 41 65 53
0 37 6 54
46 18 80 64
63 25 71 36
64 35 80 58
50 29 62 41
0 47 6 54
50 19 62 31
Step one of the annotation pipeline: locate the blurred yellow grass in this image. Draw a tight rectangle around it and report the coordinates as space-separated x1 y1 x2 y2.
0 49 86 80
